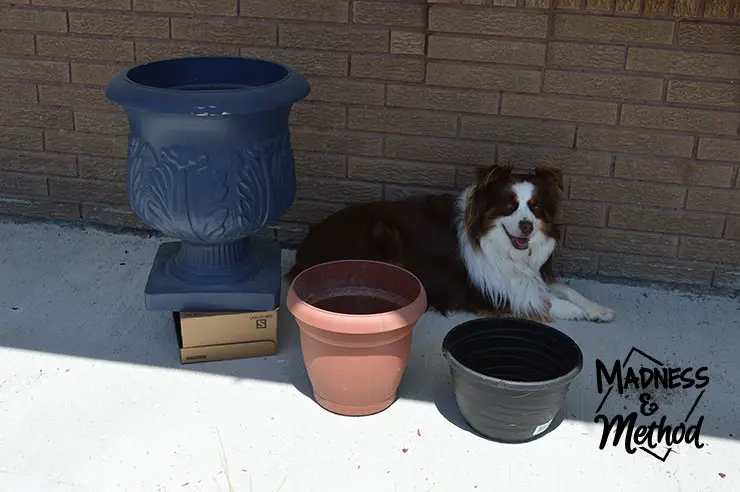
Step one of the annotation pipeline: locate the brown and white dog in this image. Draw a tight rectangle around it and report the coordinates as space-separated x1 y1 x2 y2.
287 164 615 323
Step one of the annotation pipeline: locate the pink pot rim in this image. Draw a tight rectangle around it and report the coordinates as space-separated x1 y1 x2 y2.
286 259 428 335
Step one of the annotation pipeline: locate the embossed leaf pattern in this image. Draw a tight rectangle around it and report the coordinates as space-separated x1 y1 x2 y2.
128 138 181 237
160 147 229 242
236 132 295 233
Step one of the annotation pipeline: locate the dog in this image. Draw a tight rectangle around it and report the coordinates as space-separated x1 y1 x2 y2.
287 164 615 323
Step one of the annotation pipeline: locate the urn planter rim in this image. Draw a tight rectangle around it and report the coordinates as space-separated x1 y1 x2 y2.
105 56 310 116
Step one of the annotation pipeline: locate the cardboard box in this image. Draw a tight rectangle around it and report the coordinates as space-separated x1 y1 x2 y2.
173 309 279 364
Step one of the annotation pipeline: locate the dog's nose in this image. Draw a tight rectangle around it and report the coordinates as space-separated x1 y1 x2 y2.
519 220 534 236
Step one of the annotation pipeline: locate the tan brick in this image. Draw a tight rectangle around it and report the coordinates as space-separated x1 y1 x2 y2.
0 198 80 221
544 71 663 101
282 199 346 223
0 106 73 130
570 177 686 207
621 105 740 136
391 31 425 56
429 36 545 65
172 17 276 45
667 80 740 108
547 42 625 69
0 81 37 104
714 268 740 290
703 0 733 18
553 14 674 44
290 101 346 128
461 116 575 147
385 184 449 200
576 128 694 157
567 226 678 257
294 152 346 177
429 6 548 39
297 176 382 203
351 55 425 82
614 156 734 187
644 0 670 14
50 177 128 205
616 0 641 12
0 149 76 176
75 112 129 135
497 146 611 176
78 156 126 181
697 138 740 162
627 48 740 80
353 1 425 28
724 217 740 240
686 188 740 214
609 205 725 237
280 25 388 52
0 32 34 56
45 130 128 158
71 63 128 86
37 35 134 63
586 0 612 10
39 84 118 112
135 0 236 15
673 0 701 16
305 77 384 105
81 205 148 230
0 6 67 32
501 94 617 124
34 0 129 9
385 135 495 165
241 48 347 77
135 41 238 63
0 171 48 197
349 108 456 137
555 0 581 9
427 61 541 92
0 58 69 82
680 237 740 265
274 222 308 244
677 22 740 51
291 128 383 156
242 0 347 22
349 158 456 187
387 84 499 115
599 254 714 286
70 12 169 39
0 127 43 151
553 249 599 276
558 200 607 226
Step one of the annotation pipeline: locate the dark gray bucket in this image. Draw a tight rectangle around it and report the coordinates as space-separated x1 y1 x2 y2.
442 317 583 443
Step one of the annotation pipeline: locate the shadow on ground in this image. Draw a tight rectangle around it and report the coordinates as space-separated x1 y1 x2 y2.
1 220 738 441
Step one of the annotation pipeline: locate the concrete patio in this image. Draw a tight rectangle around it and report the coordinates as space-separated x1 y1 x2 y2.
1 219 738 492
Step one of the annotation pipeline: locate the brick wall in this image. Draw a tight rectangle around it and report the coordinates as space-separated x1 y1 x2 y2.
0 0 739 289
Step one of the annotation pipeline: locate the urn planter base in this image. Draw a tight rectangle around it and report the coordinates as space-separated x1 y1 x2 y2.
144 238 281 312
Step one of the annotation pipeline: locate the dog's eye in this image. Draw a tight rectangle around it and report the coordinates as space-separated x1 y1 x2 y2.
507 201 517 213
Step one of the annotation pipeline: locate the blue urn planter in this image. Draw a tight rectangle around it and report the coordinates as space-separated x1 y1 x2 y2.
105 56 310 312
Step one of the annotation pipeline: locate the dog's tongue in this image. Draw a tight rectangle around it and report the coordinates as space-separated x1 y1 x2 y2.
512 237 529 250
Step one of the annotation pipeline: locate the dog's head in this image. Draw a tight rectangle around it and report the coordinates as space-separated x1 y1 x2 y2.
463 164 563 264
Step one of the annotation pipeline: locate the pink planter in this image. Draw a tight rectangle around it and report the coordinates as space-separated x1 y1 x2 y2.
286 260 428 416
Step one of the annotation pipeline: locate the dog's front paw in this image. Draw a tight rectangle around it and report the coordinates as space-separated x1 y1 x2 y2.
586 305 616 323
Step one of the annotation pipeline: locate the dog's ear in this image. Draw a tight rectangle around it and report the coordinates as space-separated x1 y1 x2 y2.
534 167 564 192
475 164 513 186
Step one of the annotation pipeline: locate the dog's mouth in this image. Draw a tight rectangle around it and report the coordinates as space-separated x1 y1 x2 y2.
505 229 530 250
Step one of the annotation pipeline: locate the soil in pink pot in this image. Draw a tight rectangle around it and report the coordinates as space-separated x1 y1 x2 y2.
286 260 427 416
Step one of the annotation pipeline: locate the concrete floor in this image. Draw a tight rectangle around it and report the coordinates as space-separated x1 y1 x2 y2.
1 220 738 492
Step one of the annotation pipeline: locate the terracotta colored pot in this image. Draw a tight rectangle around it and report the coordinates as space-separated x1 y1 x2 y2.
286 260 427 416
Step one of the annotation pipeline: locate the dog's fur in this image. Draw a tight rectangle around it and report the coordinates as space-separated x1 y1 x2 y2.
287 165 615 323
